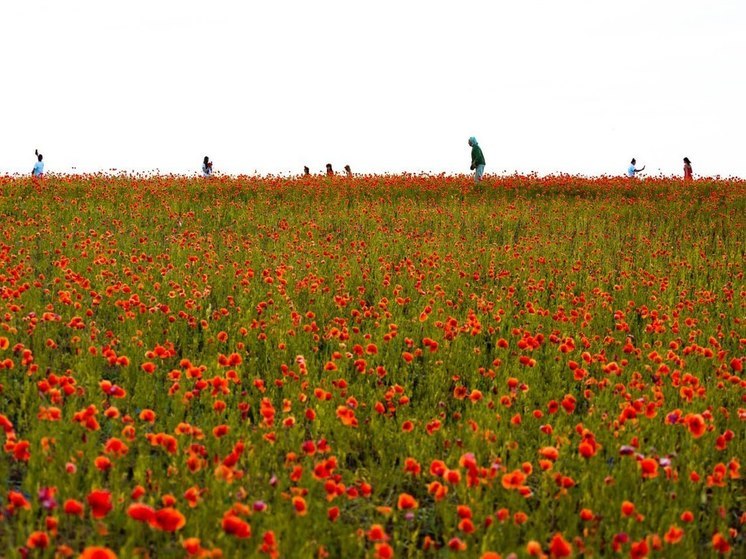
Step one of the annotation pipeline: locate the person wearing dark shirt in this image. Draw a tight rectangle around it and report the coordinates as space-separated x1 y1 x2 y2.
683 157 693 180
202 156 213 177
468 137 485 182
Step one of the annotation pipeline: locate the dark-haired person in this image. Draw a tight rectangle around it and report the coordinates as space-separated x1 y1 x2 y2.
468 137 485 182
683 157 693 180
344 164 352 178
326 163 334 176
32 150 44 177
303 166 310 176
202 156 213 177
627 158 645 178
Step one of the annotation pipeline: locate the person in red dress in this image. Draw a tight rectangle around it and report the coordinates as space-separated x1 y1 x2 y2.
683 157 693 180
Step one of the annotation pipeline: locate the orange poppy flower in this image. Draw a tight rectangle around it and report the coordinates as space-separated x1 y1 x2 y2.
501 470 526 489
712 532 730 554
621 501 636 517
397 493 418 510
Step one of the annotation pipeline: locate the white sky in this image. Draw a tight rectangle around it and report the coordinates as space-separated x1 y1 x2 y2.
2 0 744 178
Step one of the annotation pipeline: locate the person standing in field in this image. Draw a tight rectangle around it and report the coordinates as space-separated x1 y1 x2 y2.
202 156 213 177
32 150 44 177
344 164 352 178
303 166 310 176
627 158 645 178
683 157 693 180
468 137 485 182
326 163 334 176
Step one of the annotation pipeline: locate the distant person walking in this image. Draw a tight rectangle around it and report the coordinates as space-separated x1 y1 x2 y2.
326 163 334 176
344 164 352 178
627 158 645 178
683 157 693 180
202 156 213 177
32 150 44 177
468 137 485 182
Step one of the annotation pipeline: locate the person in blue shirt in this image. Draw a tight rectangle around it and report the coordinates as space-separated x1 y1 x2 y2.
627 158 645 178
32 150 44 177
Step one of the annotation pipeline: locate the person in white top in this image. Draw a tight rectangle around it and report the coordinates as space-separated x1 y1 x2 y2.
627 158 645 178
202 156 213 177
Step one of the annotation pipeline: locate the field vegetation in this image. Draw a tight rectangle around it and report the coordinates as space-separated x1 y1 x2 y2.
0 174 744 558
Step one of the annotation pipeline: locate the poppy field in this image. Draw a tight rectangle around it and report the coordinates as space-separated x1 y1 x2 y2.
0 174 744 558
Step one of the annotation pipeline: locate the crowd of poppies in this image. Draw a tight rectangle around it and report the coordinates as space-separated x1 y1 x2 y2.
0 173 743 558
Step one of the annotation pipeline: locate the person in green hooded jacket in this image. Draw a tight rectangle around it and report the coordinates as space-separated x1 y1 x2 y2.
468 136 485 182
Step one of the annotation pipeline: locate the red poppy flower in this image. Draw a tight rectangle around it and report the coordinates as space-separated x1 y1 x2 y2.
87 489 113 519
127 503 154 523
149 507 186 532
222 514 251 538
79 547 117 559
26 531 50 549
549 533 572 558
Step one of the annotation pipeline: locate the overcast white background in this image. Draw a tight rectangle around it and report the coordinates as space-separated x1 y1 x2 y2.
2 0 744 178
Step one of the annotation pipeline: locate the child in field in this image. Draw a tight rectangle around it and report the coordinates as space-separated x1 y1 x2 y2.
202 156 213 177
326 163 334 176
468 137 485 182
683 157 692 180
627 158 645 178
32 150 44 177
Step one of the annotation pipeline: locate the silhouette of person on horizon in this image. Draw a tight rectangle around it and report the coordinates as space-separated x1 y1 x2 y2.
683 157 693 180
32 150 44 177
468 137 485 182
326 163 334 176
202 156 213 177
344 165 352 178
627 158 645 178
303 166 310 176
